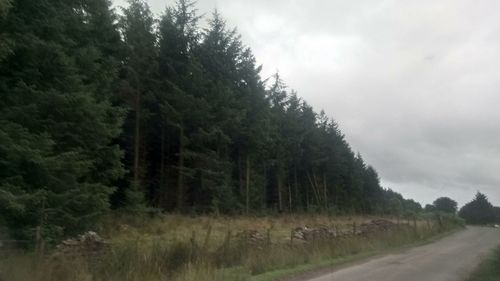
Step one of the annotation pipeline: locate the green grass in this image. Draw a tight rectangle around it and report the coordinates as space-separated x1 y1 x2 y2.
467 246 500 281
249 227 463 281
0 214 464 281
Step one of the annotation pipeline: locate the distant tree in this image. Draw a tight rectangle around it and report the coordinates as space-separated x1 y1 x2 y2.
424 204 436 213
433 197 458 214
388 198 403 217
458 192 495 224
494 207 500 223
493 206 500 223
403 199 423 214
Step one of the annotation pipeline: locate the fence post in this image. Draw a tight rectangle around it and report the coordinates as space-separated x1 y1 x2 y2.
413 217 417 230
437 214 443 229
35 226 44 263
202 224 212 254
290 229 294 247
266 228 271 247
190 230 197 261
225 230 231 253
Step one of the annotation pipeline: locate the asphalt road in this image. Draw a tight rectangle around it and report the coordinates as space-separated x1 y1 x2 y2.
296 226 500 281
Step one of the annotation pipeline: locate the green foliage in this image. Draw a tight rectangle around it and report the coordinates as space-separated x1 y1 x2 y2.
459 192 496 225
433 197 458 214
0 0 12 61
0 0 124 241
424 204 436 213
0 0 429 241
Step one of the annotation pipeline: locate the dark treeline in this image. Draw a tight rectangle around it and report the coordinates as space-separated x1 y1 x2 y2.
0 0 422 240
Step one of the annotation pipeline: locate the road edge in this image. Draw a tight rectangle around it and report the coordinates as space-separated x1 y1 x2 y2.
249 227 465 281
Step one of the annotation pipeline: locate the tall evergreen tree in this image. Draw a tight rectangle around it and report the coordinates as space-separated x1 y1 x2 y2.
117 0 158 206
0 0 425 234
459 192 495 224
0 0 124 240
156 0 203 211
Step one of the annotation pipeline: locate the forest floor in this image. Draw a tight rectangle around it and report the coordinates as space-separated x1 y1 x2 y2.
0 213 463 281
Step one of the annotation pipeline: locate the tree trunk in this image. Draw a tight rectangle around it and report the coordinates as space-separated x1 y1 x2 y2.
239 149 244 197
323 172 327 209
277 171 283 212
133 93 141 189
294 167 299 209
313 172 322 206
306 185 310 210
245 154 250 214
177 125 185 210
160 125 166 207
307 171 321 206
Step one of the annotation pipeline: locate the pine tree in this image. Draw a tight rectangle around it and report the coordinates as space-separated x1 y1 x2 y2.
157 0 203 211
0 0 424 226
0 0 124 240
459 192 495 224
266 73 290 211
117 0 158 207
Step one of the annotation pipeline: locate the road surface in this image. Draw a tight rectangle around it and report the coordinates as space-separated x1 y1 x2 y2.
291 226 500 281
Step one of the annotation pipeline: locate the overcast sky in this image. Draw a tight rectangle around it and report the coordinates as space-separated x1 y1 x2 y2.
114 0 500 207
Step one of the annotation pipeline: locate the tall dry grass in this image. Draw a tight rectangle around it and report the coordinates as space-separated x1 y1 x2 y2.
0 214 462 281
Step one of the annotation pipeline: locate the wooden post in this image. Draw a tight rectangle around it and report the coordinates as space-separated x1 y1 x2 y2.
266 228 271 247
225 230 231 251
202 225 212 253
188 230 197 261
437 214 443 229
35 226 41 258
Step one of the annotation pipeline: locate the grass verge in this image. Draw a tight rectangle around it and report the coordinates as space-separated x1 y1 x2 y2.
249 227 463 281
467 246 500 281
0 214 464 281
